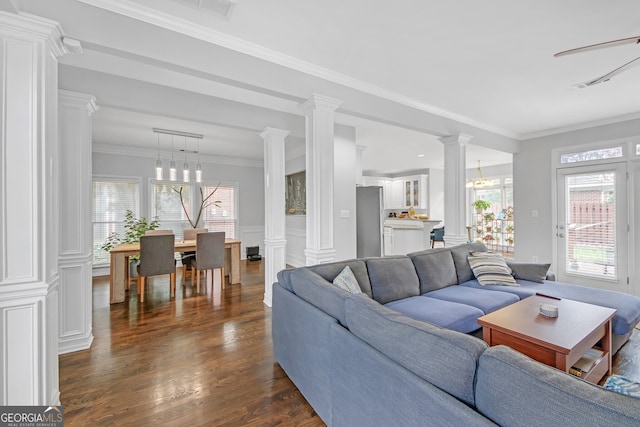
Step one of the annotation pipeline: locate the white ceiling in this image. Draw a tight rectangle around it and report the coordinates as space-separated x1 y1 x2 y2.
14 0 640 174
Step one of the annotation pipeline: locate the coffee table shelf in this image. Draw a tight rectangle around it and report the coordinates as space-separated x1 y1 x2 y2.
477 295 616 384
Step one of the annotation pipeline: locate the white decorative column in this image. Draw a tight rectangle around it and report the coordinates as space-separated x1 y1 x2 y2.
0 13 67 405
299 94 343 265
261 127 289 307
58 91 97 354
439 133 474 247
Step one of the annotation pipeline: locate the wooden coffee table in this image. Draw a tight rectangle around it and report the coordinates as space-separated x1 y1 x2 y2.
477 294 616 384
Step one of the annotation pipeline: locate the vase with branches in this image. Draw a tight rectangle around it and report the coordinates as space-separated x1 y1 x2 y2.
173 184 222 229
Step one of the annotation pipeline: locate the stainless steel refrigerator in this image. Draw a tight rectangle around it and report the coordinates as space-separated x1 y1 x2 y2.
356 186 384 258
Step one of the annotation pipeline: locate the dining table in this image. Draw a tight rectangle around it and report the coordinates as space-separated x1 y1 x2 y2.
109 238 241 304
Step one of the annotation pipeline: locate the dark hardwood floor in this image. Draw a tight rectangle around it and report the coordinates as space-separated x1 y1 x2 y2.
59 260 323 426
59 261 640 426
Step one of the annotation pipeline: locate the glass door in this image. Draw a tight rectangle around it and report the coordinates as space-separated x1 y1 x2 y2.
556 163 628 292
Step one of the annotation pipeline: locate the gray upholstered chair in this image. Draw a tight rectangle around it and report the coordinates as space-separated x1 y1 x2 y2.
181 228 208 285
190 231 226 293
137 234 177 302
145 229 173 235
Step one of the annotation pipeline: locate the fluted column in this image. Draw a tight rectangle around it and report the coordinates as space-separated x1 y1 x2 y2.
261 127 289 307
439 133 474 247
58 91 98 354
0 12 67 405
299 94 343 265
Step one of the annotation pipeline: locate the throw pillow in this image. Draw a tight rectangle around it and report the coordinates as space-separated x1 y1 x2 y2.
333 265 362 294
507 261 551 283
468 252 518 286
603 375 640 399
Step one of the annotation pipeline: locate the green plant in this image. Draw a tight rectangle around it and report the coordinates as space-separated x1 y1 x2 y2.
483 212 495 221
473 199 491 212
100 210 160 253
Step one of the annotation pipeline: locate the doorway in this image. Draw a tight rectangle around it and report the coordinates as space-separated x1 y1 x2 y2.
555 163 628 292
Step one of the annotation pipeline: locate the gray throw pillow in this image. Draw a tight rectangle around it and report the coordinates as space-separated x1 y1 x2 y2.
507 261 551 283
468 252 518 286
333 266 362 294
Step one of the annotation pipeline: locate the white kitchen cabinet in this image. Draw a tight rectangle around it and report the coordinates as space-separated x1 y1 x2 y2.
399 174 428 209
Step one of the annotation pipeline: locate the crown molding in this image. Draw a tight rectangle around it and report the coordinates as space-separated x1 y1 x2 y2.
521 112 640 141
77 0 519 140
92 142 263 168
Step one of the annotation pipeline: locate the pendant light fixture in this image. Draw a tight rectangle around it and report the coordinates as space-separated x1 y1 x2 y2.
466 160 493 188
183 136 190 183
155 132 163 180
152 128 203 182
195 137 202 183
169 135 177 181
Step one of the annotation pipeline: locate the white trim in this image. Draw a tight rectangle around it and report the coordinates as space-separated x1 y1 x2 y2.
77 0 518 140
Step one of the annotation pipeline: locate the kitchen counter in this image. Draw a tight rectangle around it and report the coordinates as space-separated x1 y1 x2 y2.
383 219 442 255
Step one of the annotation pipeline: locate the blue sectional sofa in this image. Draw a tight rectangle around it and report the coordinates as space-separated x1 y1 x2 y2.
273 243 640 426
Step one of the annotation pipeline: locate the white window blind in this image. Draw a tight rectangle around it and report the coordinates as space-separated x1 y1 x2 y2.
565 173 617 278
151 183 192 238
92 179 139 264
203 184 237 238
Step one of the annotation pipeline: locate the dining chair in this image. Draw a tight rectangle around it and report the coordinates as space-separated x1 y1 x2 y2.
190 231 225 293
181 228 208 285
145 229 174 235
430 226 445 248
137 234 177 303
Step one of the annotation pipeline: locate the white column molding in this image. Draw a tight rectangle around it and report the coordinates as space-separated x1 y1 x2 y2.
0 12 66 405
58 91 97 354
260 127 289 307
299 94 342 265
439 133 474 247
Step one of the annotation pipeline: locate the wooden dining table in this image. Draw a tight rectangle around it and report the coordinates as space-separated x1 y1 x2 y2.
109 238 241 304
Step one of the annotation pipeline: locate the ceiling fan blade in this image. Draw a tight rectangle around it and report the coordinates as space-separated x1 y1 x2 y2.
555 36 640 57
575 56 640 88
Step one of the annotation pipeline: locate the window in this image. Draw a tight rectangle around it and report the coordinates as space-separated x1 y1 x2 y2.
92 179 139 264
203 183 237 238
560 147 623 164
151 182 192 238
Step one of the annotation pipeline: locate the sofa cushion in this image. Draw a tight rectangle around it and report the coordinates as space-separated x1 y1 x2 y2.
507 260 551 283
410 249 458 293
307 259 373 298
476 345 640 426
276 268 295 292
460 279 640 336
468 252 518 286
450 242 488 283
366 256 420 304
346 293 488 406
384 295 484 334
289 268 352 326
424 286 520 314
332 265 362 294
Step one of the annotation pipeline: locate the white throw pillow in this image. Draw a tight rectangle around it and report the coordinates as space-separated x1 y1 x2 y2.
333 265 362 294
468 252 518 286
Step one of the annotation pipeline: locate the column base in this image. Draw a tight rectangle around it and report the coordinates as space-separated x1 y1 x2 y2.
304 248 336 265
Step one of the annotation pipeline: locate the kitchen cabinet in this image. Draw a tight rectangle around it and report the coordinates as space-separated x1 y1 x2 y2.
362 174 428 210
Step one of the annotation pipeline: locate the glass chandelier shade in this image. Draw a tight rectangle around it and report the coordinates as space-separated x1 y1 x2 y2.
155 133 163 180
169 135 177 181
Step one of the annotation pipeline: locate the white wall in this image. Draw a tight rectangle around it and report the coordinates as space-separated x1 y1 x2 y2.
333 125 357 261
92 149 265 258
514 118 640 277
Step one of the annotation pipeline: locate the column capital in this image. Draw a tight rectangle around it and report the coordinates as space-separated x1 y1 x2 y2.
59 90 99 115
0 12 67 57
259 127 290 140
298 93 343 113
438 133 474 146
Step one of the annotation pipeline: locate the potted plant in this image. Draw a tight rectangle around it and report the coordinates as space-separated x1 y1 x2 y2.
101 210 160 276
483 212 495 222
173 185 221 229
473 199 491 213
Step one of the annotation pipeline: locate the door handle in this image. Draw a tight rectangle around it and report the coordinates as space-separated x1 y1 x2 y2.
558 233 565 238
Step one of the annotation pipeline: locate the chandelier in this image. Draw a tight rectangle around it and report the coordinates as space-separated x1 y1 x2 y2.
466 160 493 188
153 128 203 183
